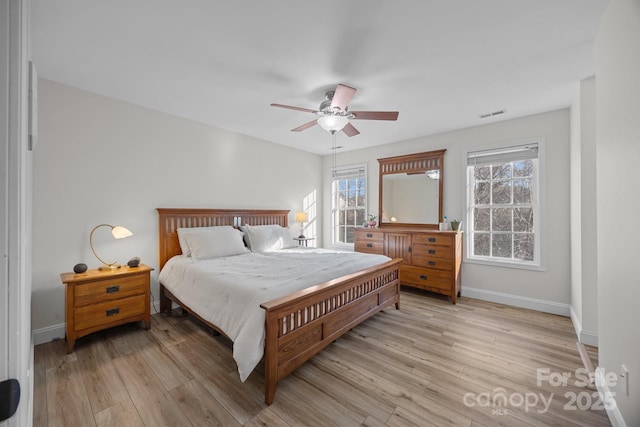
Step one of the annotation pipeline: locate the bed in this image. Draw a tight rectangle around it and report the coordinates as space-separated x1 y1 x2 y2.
157 208 402 405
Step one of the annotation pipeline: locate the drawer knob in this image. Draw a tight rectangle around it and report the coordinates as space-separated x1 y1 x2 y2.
419 275 428 280
366 243 373 248
366 233 373 238
106 308 120 316
428 249 436 254
428 237 436 242
106 285 120 293
428 261 436 266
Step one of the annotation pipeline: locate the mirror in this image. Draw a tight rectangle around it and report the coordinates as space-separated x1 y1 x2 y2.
378 149 445 227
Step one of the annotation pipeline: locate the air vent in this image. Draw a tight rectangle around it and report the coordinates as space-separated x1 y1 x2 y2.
479 109 506 119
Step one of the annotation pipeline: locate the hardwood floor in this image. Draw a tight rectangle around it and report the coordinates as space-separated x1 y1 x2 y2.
33 289 610 427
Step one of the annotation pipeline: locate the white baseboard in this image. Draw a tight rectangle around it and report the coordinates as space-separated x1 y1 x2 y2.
595 367 627 427
461 286 571 316
580 329 599 346
32 323 65 346
32 300 162 346
570 306 599 347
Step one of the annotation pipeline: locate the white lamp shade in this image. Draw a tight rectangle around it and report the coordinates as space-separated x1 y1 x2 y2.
295 212 308 223
317 115 348 132
111 225 133 239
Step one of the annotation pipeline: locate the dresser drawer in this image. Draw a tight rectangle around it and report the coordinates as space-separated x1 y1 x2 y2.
400 266 452 291
412 233 453 247
74 274 147 306
74 294 146 331
355 228 385 254
355 240 384 254
411 251 454 271
355 229 384 242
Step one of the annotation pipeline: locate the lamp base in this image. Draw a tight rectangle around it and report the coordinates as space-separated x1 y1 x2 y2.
99 263 122 271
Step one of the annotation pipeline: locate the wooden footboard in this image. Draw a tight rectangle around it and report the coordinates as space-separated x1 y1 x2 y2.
260 258 402 405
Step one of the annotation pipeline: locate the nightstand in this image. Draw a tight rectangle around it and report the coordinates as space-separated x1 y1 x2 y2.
293 237 315 247
60 264 153 353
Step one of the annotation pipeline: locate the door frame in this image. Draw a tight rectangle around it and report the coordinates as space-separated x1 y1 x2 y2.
1 0 33 426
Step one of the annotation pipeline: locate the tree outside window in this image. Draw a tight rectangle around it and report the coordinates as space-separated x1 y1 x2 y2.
332 165 367 245
466 142 541 268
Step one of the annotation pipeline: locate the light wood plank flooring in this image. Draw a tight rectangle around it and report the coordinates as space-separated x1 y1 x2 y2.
33 289 610 427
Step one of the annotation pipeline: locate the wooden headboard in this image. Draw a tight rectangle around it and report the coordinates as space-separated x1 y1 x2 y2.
157 208 290 269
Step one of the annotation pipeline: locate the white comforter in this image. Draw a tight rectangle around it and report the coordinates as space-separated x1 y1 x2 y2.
158 247 391 381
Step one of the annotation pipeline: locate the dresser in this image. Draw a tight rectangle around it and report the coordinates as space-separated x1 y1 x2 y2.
60 264 153 353
355 228 462 303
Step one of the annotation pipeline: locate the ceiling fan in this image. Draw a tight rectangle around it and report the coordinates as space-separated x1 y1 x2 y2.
270 84 399 137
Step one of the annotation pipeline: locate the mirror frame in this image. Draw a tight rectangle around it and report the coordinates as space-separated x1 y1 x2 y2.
378 149 446 228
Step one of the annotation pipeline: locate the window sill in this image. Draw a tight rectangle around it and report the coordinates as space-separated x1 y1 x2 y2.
464 256 546 272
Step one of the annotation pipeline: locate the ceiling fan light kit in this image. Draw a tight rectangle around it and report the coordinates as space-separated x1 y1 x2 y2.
271 84 399 137
317 115 349 133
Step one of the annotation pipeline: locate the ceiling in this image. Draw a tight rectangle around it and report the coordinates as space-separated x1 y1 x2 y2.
31 0 608 155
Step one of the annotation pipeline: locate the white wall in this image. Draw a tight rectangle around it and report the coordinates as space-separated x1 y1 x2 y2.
323 109 571 312
570 77 598 346
595 0 640 424
31 79 322 340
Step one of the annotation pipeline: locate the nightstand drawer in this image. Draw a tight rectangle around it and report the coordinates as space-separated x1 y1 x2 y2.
74 294 146 331
74 274 147 306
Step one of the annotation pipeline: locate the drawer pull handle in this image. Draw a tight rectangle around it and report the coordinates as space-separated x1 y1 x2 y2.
106 285 120 293
428 249 436 254
428 237 436 242
428 261 436 266
366 243 373 248
106 308 120 316
366 233 373 238
419 275 428 280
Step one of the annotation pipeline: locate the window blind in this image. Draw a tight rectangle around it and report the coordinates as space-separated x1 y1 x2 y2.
467 142 538 166
332 165 366 180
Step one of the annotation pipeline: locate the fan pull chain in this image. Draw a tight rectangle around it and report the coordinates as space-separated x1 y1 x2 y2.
332 131 337 179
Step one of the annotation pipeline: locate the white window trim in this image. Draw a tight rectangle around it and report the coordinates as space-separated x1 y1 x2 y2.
331 163 368 248
463 138 547 271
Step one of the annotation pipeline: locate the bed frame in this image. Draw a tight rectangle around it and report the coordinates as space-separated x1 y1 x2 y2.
157 208 402 405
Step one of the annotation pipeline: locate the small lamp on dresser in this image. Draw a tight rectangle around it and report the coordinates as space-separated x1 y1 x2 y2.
295 212 308 238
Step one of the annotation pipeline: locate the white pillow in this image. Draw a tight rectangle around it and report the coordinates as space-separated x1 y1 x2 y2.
243 224 297 252
177 226 248 259
176 227 196 256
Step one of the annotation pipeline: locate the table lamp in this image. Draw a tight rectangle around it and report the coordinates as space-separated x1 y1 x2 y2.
295 212 308 238
90 223 132 271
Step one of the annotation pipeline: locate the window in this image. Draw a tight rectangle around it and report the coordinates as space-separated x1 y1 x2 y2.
465 141 542 269
332 164 367 246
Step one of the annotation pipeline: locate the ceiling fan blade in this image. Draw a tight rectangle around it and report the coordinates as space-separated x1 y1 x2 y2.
291 119 318 132
271 103 317 114
350 111 399 121
342 122 360 137
330 84 357 112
